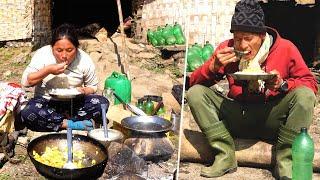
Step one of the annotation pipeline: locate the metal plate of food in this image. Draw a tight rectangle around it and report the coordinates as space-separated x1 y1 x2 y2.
121 116 173 133
49 88 82 99
230 72 276 81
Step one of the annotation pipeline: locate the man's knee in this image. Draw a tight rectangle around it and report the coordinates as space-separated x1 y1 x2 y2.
290 86 316 109
186 85 208 106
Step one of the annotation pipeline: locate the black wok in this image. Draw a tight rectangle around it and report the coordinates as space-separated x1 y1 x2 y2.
27 133 108 180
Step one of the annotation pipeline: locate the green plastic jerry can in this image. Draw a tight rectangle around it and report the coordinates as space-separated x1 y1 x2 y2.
104 71 131 105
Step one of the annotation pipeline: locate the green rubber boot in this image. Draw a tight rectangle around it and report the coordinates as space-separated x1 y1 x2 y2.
275 124 299 179
201 121 237 178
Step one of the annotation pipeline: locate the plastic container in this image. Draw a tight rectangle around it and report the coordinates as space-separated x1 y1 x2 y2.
161 24 174 39
192 43 203 58
292 127 314 180
143 97 154 116
166 35 176 45
172 22 184 37
187 56 203 72
156 105 166 117
147 29 158 46
136 99 145 112
104 71 131 105
175 35 185 45
187 46 204 72
202 41 214 61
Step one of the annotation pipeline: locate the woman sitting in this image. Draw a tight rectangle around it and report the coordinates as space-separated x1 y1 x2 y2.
20 24 108 132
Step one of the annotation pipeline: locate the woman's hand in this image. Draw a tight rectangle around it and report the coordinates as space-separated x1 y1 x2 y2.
26 62 68 86
265 70 283 91
209 47 237 72
48 62 68 75
76 87 94 95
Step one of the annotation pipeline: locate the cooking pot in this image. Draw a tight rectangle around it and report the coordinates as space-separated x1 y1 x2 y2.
121 116 173 134
27 133 108 180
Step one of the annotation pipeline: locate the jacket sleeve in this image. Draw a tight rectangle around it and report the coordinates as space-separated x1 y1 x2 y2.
189 44 226 87
286 42 318 94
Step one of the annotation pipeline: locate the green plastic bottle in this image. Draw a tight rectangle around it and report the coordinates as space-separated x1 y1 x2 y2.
192 43 203 58
136 99 145 112
144 97 154 116
202 41 214 61
292 127 314 180
156 105 166 117
166 35 176 45
154 27 165 46
147 29 154 42
147 29 158 46
161 24 174 40
187 56 203 72
104 71 131 105
187 46 203 72
175 36 185 45
172 22 184 37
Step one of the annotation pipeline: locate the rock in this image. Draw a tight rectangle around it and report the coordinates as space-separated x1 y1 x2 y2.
102 142 148 179
124 136 175 162
130 52 157 59
162 92 181 114
3 70 12 77
17 136 29 146
95 28 108 43
90 51 102 62
126 41 145 53
79 39 102 53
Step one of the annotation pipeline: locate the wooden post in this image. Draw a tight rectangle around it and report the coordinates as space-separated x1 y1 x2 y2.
116 0 130 80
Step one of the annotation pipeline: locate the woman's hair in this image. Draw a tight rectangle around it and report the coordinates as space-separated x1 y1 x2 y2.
51 24 79 48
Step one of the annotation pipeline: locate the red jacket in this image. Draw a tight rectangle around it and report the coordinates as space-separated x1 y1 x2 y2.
189 27 318 102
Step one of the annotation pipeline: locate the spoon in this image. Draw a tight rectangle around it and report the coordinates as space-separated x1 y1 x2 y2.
101 104 108 138
233 49 250 57
113 91 147 116
63 128 76 169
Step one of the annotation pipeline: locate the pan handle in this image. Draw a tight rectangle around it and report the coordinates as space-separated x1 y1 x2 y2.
152 101 164 116
113 92 126 104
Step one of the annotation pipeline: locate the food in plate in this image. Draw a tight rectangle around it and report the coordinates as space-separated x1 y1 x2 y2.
237 66 266 74
33 146 96 168
50 88 81 96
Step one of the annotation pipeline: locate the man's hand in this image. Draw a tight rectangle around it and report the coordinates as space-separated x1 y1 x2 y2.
48 61 67 75
209 47 237 72
265 70 283 91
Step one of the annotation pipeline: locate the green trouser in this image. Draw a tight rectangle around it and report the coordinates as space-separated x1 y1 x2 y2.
187 85 316 178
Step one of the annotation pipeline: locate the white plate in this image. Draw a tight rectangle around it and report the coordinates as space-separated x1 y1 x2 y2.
230 72 276 80
49 88 81 99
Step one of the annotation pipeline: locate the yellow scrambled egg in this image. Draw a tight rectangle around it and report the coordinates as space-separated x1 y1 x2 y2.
33 147 96 168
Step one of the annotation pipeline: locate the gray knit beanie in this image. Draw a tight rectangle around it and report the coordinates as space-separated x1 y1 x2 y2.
230 0 266 33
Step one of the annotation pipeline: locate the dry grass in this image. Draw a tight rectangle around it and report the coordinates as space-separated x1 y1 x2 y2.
0 46 32 82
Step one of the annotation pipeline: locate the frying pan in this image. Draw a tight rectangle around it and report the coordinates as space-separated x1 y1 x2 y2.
27 133 108 180
121 116 173 133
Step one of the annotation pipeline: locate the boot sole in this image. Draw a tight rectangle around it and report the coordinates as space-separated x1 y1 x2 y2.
201 166 237 178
